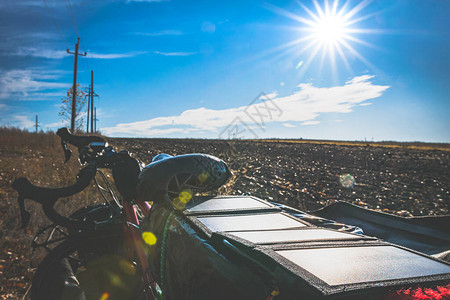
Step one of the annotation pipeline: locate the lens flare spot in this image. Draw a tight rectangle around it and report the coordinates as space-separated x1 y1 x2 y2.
198 172 209 183
172 198 187 210
108 272 123 287
178 189 193 203
99 292 110 300
119 259 136 276
339 174 355 188
142 231 157 246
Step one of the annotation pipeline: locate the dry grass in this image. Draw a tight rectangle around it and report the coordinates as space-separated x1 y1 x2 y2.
256 139 450 152
0 127 102 299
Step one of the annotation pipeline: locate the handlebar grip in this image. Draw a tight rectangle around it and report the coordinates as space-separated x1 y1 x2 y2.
12 165 97 229
57 128 105 148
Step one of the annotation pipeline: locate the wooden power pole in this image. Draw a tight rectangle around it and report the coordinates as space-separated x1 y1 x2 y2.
86 87 90 133
90 70 94 133
67 37 86 132
94 107 97 133
35 115 39 133
89 70 99 133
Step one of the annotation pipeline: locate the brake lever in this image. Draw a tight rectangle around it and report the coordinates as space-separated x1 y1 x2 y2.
60 139 72 163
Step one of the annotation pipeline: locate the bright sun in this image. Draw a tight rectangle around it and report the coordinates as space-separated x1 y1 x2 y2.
266 0 375 77
312 14 347 44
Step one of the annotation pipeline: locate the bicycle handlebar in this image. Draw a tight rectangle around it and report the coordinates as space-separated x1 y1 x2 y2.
57 128 105 148
12 128 137 230
56 128 106 163
12 164 97 229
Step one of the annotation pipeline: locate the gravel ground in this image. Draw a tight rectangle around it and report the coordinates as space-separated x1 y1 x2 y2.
112 138 450 216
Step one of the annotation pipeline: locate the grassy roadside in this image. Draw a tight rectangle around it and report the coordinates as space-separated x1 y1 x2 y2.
0 127 101 299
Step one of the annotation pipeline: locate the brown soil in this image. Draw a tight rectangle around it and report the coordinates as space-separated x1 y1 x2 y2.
1 131 449 299
113 138 450 216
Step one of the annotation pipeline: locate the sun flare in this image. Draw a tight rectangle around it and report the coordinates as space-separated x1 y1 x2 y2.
265 0 376 78
312 14 347 44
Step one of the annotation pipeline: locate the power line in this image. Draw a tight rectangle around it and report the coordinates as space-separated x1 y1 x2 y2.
80 40 93 72
79 47 90 85
42 0 68 48
65 0 80 37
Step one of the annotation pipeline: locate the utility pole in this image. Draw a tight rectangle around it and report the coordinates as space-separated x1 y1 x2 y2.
86 87 90 133
94 107 97 133
67 37 87 132
89 71 99 133
90 70 94 133
35 115 40 133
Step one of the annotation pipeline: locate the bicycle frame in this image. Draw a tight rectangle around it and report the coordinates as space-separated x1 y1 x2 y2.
29 178 158 299
122 198 157 299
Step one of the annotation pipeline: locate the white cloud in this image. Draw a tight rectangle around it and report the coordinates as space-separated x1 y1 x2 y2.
135 30 182 36
102 75 389 137
12 115 34 129
0 69 69 101
126 0 169 2
153 51 196 56
13 47 68 59
360 102 372 106
283 123 296 128
11 47 146 60
87 51 147 59
346 75 374 84
301 120 321 126
44 120 67 129
201 21 216 33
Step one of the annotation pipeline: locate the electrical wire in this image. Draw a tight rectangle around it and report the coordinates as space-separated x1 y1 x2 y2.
79 39 94 87
42 0 69 49
65 0 81 38
80 40 93 72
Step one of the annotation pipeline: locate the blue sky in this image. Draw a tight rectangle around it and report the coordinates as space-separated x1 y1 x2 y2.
0 0 449 142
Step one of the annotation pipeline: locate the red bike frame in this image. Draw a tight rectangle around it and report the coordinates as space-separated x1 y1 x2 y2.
123 198 156 299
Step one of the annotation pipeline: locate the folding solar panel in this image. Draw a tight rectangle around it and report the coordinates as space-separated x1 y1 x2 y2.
195 212 308 233
144 195 450 299
274 245 450 286
184 195 278 215
227 228 369 245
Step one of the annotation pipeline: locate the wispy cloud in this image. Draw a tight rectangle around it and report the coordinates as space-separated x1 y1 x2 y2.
102 75 390 137
87 51 147 59
44 120 67 129
301 120 321 126
12 47 68 59
0 69 69 101
283 123 296 128
201 21 216 33
10 47 147 60
126 0 169 3
12 115 34 129
153 51 196 56
0 113 38 130
135 30 183 36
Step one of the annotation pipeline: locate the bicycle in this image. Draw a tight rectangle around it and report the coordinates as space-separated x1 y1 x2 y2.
12 128 231 300
12 129 450 300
